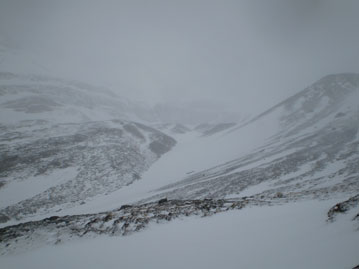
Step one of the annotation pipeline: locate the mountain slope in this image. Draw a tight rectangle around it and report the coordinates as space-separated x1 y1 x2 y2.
0 73 179 224
58 73 358 213
0 73 358 268
0 71 244 224
0 119 175 223
141 73 359 203
0 72 159 124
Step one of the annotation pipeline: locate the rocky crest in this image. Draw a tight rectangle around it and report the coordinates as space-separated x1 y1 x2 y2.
327 194 359 222
0 198 272 255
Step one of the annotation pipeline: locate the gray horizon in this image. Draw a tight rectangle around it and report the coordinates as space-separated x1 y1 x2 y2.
0 0 359 115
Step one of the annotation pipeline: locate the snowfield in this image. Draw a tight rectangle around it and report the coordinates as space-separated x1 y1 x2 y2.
1 72 359 269
1 200 358 269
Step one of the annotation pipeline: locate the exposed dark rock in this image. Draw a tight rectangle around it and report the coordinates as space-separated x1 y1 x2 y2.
0 198 271 255
327 194 359 222
148 135 176 157
47 216 60 221
120 204 132 210
0 214 10 223
103 214 113 222
158 198 168 204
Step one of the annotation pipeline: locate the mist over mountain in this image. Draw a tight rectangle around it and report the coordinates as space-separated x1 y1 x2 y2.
0 42 245 125
0 1 359 269
0 72 358 269
143 74 359 201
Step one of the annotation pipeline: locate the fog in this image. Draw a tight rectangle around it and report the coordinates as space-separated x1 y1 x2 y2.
1 0 359 114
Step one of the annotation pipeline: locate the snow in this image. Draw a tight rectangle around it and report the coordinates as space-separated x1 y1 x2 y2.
57 131 204 214
227 180 274 198
1 73 358 267
1 200 358 269
224 147 300 176
57 107 281 215
57 106 284 215
0 167 78 208
311 160 347 188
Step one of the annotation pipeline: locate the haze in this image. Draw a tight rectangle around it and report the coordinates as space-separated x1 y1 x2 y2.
0 0 359 114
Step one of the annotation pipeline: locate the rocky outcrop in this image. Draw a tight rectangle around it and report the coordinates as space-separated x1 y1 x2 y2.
0 198 271 255
327 194 359 222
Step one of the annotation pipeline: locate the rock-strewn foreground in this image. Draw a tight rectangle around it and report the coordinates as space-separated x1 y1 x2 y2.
0 198 271 255
0 73 358 269
1 195 358 256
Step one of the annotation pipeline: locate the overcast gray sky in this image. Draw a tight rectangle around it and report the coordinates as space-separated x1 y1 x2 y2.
0 0 359 114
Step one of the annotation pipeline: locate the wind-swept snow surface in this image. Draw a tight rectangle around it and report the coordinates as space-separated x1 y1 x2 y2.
143 74 359 202
0 200 358 269
0 73 358 269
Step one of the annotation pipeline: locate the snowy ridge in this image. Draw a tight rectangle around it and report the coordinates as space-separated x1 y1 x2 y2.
140 74 359 204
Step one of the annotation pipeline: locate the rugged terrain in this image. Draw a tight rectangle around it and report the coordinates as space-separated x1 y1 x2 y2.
143 74 359 204
0 194 358 257
0 72 237 224
0 73 180 223
0 73 358 266
0 119 176 223
0 197 271 255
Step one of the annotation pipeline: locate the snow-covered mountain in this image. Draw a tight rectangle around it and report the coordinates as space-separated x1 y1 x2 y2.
143 74 359 202
0 73 358 268
0 71 242 225
0 72 179 223
0 72 159 124
0 119 176 223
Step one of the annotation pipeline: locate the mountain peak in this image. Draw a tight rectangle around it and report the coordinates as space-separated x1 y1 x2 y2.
318 73 359 84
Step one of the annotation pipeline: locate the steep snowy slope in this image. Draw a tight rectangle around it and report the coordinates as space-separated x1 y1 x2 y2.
52 73 359 216
142 73 359 202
